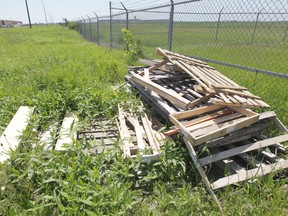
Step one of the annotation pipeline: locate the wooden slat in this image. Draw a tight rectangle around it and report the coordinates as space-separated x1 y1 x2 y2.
171 104 224 120
0 106 34 163
55 114 78 151
211 159 288 190
192 113 259 145
199 134 288 166
186 112 242 132
143 68 150 79
186 93 214 109
175 61 212 93
212 84 247 90
182 138 223 211
204 120 270 148
191 116 250 138
272 116 288 133
216 89 261 100
131 72 191 110
117 106 132 157
132 116 146 151
141 113 161 155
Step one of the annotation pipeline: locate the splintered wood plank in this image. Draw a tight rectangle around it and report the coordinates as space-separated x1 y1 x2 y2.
0 106 34 163
55 114 78 151
211 159 288 190
199 134 288 166
131 72 191 110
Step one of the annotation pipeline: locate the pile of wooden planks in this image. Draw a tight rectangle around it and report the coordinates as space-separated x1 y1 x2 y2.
125 48 288 211
136 48 270 109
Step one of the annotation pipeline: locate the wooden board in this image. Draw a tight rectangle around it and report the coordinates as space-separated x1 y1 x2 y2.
211 159 288 190
170 106 259 146
55 114 78 151
199 134 288 166
0 106 34 163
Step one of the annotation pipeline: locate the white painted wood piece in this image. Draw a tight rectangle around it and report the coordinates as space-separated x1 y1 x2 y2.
55 114 78 151
0 106 34 163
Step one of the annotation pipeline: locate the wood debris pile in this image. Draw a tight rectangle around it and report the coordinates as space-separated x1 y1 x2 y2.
126 48 288 210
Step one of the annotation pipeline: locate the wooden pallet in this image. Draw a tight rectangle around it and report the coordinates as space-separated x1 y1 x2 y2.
117 103 164 163
183 113 288 210
169 105 259 146
78 120 119 153
0 106 34 163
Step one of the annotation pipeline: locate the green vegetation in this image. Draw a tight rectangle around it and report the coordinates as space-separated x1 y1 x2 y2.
86 21 288 74
0 25 288 215
122 28 144 65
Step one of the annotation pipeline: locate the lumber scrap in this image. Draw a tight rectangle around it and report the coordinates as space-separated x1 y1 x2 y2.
154 48 269 109
131 72 191 110
199 134 288 166
0 106 34 163
169 105 259 146
211 159 288 190
55 114 78 151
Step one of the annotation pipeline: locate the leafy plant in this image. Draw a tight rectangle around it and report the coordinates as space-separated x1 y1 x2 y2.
121 28 144 65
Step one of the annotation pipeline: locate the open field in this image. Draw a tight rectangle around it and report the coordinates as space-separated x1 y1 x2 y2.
0 25 288 215
84 21 288 74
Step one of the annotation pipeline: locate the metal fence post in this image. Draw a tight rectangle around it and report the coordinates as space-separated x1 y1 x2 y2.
94 12 100 45
25 0 32 28
215 7 224 44
251 10 262 46
121 2 129 50
168 0 174 51
87 16 92 41
283 23 288 42
82 17 87 39
110 1 113 48
120 2 129 30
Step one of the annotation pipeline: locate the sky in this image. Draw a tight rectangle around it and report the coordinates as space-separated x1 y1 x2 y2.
0 0 287 24
0 0 174 24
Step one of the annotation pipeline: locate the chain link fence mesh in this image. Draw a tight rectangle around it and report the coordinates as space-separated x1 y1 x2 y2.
77 0 288 125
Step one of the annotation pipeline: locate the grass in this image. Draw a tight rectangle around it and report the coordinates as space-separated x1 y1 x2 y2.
83 21 288 74
0 25 288 215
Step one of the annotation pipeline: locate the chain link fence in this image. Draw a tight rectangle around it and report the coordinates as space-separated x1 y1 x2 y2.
77 0 288 125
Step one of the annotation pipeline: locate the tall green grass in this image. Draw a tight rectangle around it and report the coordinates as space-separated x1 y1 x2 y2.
0 25 288 215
